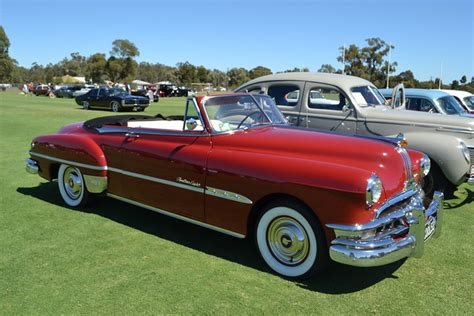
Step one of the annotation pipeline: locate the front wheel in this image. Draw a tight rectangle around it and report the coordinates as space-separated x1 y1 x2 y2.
82 101 90 110
58 164 91 207
255 200 327 279
111 101 121 112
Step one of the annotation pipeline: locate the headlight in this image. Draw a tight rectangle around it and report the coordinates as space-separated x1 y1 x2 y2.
366 173 383 208
419 154 431 177
459 141 470 164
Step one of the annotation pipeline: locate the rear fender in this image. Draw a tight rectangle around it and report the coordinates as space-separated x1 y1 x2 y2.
29 134 108 192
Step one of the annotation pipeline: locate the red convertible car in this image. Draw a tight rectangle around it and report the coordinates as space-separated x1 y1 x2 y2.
26 93 443 279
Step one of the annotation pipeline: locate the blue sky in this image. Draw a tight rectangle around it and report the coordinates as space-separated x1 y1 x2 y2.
1 0 473 83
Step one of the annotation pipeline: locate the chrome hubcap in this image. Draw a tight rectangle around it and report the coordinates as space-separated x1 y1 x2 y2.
267 216 309 266
112 102 118 112
63 167 82 200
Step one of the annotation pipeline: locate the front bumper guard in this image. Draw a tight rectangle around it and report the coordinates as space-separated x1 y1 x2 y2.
327 191 443 267
26 158 39 174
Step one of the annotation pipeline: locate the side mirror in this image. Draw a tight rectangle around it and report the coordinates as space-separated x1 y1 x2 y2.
342 104 352 113
185 118 198 131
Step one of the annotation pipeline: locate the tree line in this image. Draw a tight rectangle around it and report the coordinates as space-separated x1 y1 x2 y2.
0 26 473 92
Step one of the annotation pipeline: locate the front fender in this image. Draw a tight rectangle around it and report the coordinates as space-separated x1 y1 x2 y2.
397 132 469 185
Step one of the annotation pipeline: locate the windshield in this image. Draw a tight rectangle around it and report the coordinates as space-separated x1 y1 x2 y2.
435 96 467 115
203 94 286 132
350 86 386 106
464 96 474 110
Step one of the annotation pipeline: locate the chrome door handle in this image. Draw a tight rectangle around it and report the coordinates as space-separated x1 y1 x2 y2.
125 132 140 138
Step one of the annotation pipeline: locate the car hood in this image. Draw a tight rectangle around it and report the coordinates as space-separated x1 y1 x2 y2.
360 106 474 137
211 126 416 200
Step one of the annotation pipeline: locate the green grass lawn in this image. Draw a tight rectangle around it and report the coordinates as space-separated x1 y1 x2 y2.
1 91 473 313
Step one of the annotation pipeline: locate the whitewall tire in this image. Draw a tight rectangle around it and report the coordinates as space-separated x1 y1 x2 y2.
58 164 90 207
255 201 327 279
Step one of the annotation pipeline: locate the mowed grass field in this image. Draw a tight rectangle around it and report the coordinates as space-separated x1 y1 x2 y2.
1 91 473 314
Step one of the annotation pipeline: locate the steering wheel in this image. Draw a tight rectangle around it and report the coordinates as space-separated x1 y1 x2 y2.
236 111 263 129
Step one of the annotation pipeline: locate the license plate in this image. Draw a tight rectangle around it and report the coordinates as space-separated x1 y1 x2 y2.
424 214 437 241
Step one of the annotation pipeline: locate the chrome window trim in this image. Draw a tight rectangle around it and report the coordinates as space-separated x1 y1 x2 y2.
29 152 107 171
107 193 246 239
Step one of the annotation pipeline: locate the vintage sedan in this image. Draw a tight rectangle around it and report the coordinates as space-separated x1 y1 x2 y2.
236 73 474 197
75 87 150 112
26 93 443 279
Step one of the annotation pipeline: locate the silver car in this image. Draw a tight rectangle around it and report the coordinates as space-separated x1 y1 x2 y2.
236 72 474 196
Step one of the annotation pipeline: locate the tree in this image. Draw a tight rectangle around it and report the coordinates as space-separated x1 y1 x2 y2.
86 53 107 83
175 62 196 85
281 67 310 73
391 70 418 88
106 57 122 82
318 64 336 73
460 75 467 84
208 69 229 88
227 67 249 87
196 65 209 83
249 66 272 79
336 38 396 87
110 39 139 58
0 26 15 82
450 80 460 90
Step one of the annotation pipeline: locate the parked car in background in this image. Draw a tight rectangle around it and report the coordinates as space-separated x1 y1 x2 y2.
54 85 82 98
33 84 50 96
75 87 150 112
173 86 194 97
441 89 474 114
73 84 95 98
131 89 159 102
0 83 12 91
158 83 177 97
26 93 443 279
236 73 474 197
379 88 473 117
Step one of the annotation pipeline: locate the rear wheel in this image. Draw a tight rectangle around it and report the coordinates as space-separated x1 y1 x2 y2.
111 101 120 112
255 200 327 279
58 164 90 207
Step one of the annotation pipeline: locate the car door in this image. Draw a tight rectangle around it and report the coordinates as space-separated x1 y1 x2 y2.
88 88 102 107
112 98 210 220
95 88 110 108
299 82 357 133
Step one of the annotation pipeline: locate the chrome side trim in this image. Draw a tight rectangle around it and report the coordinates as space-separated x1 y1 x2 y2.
436 126 474 135
83 175 108 193
108 167 205 194
107 193 246 239
206 186 253 204
29 152 253 204
29 152 107 171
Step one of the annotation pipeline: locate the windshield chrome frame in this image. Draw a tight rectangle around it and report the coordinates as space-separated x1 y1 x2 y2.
201 94 280 135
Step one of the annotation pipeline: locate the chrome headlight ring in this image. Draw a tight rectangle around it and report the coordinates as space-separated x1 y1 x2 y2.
459 141 470 164
366 173 383 208
419 154 431 177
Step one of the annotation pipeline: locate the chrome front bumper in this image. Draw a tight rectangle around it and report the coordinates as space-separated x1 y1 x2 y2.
26 158 39 174
327 190 443 267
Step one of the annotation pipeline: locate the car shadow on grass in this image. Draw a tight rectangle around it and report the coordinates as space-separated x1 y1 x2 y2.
443 188 473 210
18 182 405 294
